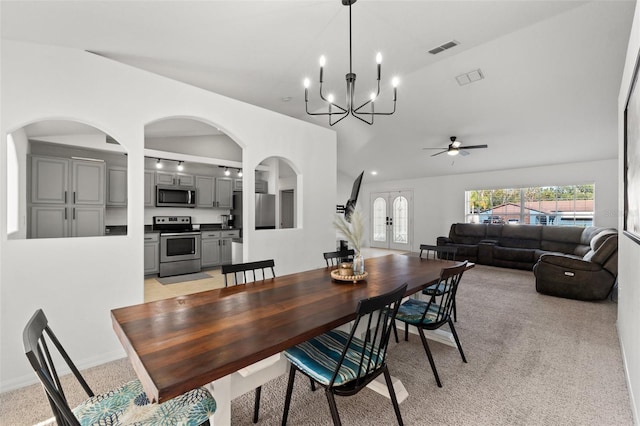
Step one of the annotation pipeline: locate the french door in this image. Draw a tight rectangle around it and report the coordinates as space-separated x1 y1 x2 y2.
370 190 413 250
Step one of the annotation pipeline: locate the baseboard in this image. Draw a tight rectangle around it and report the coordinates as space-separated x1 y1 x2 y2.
617 322 639 425
1 348 126 393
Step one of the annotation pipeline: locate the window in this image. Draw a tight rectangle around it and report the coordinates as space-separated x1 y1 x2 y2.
465 185 595 226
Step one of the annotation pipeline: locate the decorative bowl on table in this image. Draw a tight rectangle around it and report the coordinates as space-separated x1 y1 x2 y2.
338 262 354 276
331 269 368 283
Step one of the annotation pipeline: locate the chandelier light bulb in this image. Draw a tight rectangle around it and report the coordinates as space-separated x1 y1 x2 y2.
376 52 382 64
319 55 326 67
392 77 399 88
327 94 335 103
370 92 376 101
303 78 310 88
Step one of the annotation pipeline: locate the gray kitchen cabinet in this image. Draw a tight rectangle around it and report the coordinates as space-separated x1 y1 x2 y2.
72 160 105 205
201 231 221 267
30 206 67 238
144 171 155 207
220 230 239 265
255 180 268 194
107 166 127 206
144 233 160 275
155 171 194 187
29 156 105 238
71 206 105 237
196 176 214 207
30 156 68 204
215 178 233 208
233 178 243 191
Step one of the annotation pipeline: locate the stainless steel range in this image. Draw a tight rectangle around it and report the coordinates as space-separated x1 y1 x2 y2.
153 216 201 278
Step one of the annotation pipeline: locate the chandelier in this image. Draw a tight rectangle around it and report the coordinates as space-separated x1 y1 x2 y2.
303 0 399 126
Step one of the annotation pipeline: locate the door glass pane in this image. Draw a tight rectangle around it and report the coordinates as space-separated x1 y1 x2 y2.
373 197 387 242
393 196 408 243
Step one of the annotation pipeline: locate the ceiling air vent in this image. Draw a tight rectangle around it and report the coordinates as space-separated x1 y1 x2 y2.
428 40 459 55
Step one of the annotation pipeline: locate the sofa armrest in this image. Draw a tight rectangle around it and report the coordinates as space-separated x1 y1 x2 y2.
437 236 453 245
538 254 602 272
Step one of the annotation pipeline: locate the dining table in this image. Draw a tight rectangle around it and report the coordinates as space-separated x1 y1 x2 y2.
111 253 470 424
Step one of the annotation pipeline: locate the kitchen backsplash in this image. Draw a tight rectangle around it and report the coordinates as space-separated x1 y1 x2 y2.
144 207 230 225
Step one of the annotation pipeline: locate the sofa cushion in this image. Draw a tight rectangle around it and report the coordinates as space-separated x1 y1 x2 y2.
451 223 487 245
493 245 536 263
499 225 542 249
584 233 618 264
540 226 583 253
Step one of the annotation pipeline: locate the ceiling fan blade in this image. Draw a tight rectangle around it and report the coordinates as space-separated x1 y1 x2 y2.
459 144 488 149
459 150 470 157
431 150 447 157
422 147 448 150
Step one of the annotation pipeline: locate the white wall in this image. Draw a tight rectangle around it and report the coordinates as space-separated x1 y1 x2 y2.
0 41 336 391
361 159 618 252
617 1 640 422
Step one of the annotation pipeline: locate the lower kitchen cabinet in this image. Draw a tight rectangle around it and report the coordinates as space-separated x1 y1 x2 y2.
30 206 104 238
201 229 239 267
201 231 221 268
144 233 160 275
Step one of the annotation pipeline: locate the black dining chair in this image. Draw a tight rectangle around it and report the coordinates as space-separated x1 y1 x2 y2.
394 261 468 387
323 249 355 267
23 309 216 426
221 259 277 423
419 244 461 321
282 283 408 426
221 259 275 287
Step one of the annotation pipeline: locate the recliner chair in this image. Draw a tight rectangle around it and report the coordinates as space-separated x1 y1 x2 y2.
533 230 618 301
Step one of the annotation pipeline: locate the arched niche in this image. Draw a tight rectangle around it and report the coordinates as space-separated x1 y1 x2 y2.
255 156 300 230
6 119 128 240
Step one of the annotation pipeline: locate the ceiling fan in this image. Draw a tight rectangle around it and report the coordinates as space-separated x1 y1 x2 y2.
423 136 488 157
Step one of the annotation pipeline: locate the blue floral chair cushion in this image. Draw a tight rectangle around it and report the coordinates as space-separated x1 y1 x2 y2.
284 330 384 387
395 298 441 326
72 379 216 426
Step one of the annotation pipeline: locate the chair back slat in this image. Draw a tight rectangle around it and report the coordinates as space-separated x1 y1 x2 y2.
328 283 407 389
221 259 276 286
323 249 355 267
419 244 458 261
420 261 467 325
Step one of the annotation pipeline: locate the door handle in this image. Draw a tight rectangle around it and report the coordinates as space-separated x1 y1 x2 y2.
64 208 67 220
73 191 76 203
73 208 76 220
64 191 68 203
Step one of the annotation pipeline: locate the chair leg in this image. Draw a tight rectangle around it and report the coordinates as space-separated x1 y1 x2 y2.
253 386 261 423
383 365 404 426
325 388 342 426
418 328 442 387
310 377 316 392
281 366 297 426
392 321 399 343
448 318 467 363
404 322 409 342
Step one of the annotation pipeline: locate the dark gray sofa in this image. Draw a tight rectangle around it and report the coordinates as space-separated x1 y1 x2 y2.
437 223 612 270
437 223 618 300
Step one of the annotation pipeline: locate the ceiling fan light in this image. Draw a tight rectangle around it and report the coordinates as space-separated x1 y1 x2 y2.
447 149 459 156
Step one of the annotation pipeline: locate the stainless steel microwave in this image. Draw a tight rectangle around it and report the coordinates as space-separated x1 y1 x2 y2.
156 186 196 208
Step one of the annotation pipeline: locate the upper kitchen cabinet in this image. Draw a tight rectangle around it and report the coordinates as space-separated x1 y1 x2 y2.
156 171 194 187
215 177 233 208
6 120 128 240
196 176 214 208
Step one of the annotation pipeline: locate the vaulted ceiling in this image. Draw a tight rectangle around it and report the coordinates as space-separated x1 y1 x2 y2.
1 1 635 181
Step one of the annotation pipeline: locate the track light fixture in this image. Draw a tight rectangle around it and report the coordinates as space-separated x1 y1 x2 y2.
156 158 163 169
303 0 399 126
224 167 231 176
237 169 243 177
177 161 184 171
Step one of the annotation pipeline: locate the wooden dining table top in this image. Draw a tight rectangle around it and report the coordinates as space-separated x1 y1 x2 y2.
111 253 467 403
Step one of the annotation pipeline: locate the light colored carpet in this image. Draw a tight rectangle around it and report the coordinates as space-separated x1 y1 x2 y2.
1 265 632 425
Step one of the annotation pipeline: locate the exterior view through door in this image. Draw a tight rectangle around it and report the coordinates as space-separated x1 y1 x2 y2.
370 190 413 250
